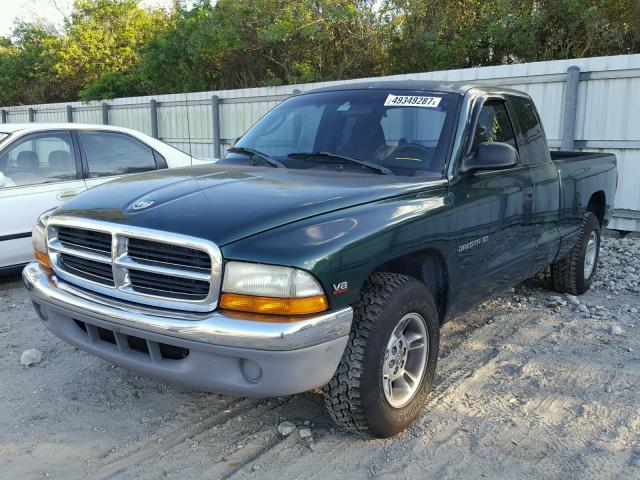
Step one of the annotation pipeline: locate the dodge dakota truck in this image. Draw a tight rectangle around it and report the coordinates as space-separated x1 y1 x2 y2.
23 82 617 438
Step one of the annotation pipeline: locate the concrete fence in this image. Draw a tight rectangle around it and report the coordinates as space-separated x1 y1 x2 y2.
2 54 640 231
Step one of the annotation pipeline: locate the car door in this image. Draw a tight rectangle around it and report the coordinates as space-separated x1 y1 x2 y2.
0 130 85 268
76 130 163 190
508 95 562 276
449 98 536 314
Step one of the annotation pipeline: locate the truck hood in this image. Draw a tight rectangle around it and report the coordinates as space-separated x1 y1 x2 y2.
56 165 445 246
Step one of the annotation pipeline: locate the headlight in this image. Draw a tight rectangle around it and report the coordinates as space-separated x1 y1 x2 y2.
220 261 328 315
32 208 56 270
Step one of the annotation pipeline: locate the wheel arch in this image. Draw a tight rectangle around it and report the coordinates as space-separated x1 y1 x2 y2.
371 248 449 323
586 191 606 227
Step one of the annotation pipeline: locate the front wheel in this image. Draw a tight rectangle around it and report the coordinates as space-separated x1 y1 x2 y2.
323 273 440 438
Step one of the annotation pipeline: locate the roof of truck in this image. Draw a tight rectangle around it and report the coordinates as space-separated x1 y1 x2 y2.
304 80 525 96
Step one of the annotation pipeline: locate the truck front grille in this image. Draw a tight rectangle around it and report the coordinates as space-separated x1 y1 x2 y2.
58 227 111 254
46 220 222 312
127 238 211 270
59 253 114 286
128 269 210 300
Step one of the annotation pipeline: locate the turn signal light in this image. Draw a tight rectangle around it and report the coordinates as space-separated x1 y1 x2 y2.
220 293 328 316
35 250 52 271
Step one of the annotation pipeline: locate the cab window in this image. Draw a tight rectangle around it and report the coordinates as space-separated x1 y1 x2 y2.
78 131 157 178
0 132 77 188
509 96 548 165
472 100 517 153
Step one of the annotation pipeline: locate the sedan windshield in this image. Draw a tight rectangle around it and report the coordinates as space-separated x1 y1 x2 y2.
220 89 458 176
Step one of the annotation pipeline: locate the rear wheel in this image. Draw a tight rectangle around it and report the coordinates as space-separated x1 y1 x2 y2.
551 212 601 295
323 273 439 438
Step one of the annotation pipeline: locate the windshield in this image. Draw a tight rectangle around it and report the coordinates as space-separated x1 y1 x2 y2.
221 89 458 176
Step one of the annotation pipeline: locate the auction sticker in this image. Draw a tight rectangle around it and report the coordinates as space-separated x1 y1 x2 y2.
384 94 441 108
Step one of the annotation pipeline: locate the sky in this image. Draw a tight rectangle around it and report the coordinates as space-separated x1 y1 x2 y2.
0 0 176 37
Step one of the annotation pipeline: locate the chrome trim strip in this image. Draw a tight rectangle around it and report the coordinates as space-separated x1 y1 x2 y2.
23 262 353 351
48 238 112 263
46 216 223 313
115 256 211 282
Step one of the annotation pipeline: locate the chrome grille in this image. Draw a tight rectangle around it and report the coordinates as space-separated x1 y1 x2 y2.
58 227 111 254
127 238 211 270
59 253 115 286
47 217 222 312
128 269 210 300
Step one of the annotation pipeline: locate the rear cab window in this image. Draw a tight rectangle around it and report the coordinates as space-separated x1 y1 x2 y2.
508 96 550 165
78 131 158 178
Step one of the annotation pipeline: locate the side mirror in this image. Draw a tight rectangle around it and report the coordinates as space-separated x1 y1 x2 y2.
461 142 518 175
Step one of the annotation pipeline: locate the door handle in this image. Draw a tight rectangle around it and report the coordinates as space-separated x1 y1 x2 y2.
523 188 534 199
57 189 81 201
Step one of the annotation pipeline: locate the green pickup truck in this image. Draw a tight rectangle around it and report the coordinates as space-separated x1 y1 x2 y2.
23 82 617 437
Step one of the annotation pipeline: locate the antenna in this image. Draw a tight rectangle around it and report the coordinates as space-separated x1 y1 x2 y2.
184 91 193 165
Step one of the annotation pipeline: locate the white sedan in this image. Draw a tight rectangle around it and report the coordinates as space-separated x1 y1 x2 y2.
0 123 201 271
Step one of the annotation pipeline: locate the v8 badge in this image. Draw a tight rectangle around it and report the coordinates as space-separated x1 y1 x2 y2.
332 281 349 295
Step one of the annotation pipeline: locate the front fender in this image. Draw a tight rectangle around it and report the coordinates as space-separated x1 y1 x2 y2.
221 188 455 309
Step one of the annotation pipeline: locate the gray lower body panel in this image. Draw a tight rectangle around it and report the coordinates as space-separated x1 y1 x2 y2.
32 299 348 397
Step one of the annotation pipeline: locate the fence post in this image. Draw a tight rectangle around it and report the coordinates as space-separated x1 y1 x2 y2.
211 95 221 159
28 108 35 122
1 110 6 123
101 102 109 125
561 66 580 151
150 99 159 139
66 105 73 123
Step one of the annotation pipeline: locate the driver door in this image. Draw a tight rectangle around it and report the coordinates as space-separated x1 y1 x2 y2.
449 99 536 314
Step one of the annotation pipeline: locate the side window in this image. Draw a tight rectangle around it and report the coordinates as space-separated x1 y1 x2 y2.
78 132 157 178
0 132 77 188
510 96 548 165
473 100 517 152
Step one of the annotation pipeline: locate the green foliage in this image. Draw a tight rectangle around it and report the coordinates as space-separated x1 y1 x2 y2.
385 0 640 72
0 0 638 106
136 0 387 92
0 23 63 104
57 0 169 98
79 71 145 100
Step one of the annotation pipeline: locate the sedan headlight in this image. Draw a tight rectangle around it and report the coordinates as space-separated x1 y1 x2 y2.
32 208 56 270
220 261 328 315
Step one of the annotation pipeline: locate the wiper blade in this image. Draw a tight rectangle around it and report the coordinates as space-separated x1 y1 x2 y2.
227 146 286 169
287 151 393 175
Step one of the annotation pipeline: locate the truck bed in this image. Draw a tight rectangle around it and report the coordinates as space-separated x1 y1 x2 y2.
550 151 614 163
549 149 617 261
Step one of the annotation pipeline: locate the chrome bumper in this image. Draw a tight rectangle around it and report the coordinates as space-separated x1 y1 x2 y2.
22 262 352 351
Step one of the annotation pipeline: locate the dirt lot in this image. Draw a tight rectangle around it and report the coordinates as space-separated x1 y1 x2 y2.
1 234 639 480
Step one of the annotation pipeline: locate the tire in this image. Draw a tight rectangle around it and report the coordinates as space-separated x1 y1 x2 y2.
551 212 601 295
323 272 440 438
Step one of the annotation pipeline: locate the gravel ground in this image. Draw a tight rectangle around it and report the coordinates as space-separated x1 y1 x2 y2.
1 234 639 479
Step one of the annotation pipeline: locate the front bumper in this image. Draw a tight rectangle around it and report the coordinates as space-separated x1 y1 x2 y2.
23 262 352 397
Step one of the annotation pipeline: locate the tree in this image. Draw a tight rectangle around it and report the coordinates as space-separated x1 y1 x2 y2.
0 23 63 105
0 0 638 105
60 0 170 100
384 0 640 73
137 0 388 92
